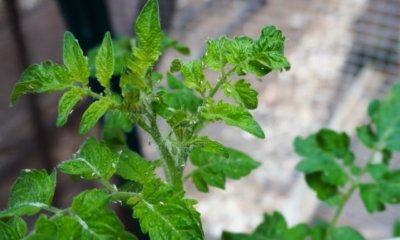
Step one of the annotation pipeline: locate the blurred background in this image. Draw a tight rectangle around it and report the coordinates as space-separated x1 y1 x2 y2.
0 0 399 239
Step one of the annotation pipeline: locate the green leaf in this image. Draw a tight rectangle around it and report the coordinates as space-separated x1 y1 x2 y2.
379 178 400 204
181 60 209 95
359 184 385 213
116 148 155 184
129 179 204 239
203 26 290 77
27 215 77 240
295 129 356 204
252 212 288 238
135 0 162 64
203 37 228 71
0 170 56 218
79 99 113 135
170 60 182 73
359 168 400 212
31 189 136 240
283 224 310 240
201 101 265 138
88 37 134 77
331 227 365 240
310 220 329 240
56 87 85 127
222 212 306 240
63 32 89 84
58 138 118 180
161 76 203 114
305 173 341 206
249 26 290 75
103 109 132 147
224 80 258 109
28 194 137 240
189 136 228 157
190 147 260 192
167 72 184 89
10 61 71 105
356 125 377 149
295 129 353 186
225 36 254 67
123 2 163 93
161 33 190 55
365 82 400 151
104 109 132 132
367 163 388 181
393 218 400 237
96 32 114 90
0 217 27 240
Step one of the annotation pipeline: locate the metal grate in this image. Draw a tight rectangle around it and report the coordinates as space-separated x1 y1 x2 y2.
344 0 400 78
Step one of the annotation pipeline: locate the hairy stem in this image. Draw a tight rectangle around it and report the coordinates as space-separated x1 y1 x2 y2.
136 112 184 191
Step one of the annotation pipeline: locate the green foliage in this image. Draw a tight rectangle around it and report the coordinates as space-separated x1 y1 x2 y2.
223 75 400 240
222 211 368 240
4 0 400 236
69 190 136 239
224 79 258 109
0 170 56 218
27 190 136 240
79 99 114 135
11 61 71 105
330 227 365 240
114 147 204 239
180 60 209 95
394 218 400 237
358 82 400 151
189 148 260 192
353 83 400 214
128 179 203 240
96 32 115 90
63 32 89 85
116 148 156 184
203 26 290 76
161 33 190 55
201 101 265 138
56 87 85 127
2 0 334 239
59 138 118 180
0 217 27 240
160 72 203 114
102 109 133 148
222 212 309 240
295 129 355 205
134 0 162 65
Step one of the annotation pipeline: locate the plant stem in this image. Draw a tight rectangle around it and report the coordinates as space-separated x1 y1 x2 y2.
208 67 236 98
325 150 378 239
110 192 139 201
42 205 62 215
137 112 184 191
151 119 184 191
326 184 357 238
191 67 236 134
101 179 118 194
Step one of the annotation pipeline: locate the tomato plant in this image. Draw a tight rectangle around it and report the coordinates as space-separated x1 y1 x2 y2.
1 0 399 239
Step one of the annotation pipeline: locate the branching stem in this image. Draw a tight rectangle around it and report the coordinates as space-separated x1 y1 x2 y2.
208 67 236 98
325 150 378 239
135 110 184 191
